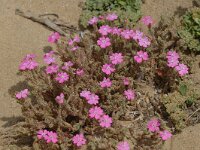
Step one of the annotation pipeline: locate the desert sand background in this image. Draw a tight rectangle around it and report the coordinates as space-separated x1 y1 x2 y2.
0 0 199 149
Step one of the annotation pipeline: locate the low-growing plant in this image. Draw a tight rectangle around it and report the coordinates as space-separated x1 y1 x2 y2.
12 13 191 149
79 0 142 28
178 7 200 53
163 80 200 131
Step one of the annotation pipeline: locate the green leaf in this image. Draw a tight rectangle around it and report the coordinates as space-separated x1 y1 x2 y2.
179 84 187 96
118 1 126 6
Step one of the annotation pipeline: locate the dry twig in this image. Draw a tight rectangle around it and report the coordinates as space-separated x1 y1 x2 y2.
15 9 78 37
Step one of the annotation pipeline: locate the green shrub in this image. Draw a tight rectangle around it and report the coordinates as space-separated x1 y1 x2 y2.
163 81 200 131
79 0 142 28
178 7 200 52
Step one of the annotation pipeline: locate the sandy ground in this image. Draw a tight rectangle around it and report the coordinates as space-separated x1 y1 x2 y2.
141 0 194 22
0 0 199 149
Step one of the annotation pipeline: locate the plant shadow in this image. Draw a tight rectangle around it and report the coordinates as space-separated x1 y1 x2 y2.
174 6 188 17
0 116 24 128
43 45 53 53
8 80 31 97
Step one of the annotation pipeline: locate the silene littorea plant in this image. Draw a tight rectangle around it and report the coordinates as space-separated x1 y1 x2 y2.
15 13 189 149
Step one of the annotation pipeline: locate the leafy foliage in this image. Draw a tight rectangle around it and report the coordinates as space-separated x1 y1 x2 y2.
178 7 200 52
79 0 142 28
163 80 200 131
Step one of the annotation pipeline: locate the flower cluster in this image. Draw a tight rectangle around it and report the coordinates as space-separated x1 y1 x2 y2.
75 68 85 76
46 64 59 74
55 72 69 84
117 141 130 150
43 51 56 65
123 77 130 86
102 63 115 75
93 13 151 51
48 32 60 43
19 54 38 71
100 77 112 88
110 53 123 65
55 93 64 104
141 16 154 27
97 27 151 49
72 133 87 147
16 89 29 100
37 130 58 144
97 37 111 49
62 61 74 71
88 13 118 25
124 89 136 101
167 50 189 76
147 118 172 141
80 91 113 128
134 50 149 63
68 35 80 51
80 90 99 105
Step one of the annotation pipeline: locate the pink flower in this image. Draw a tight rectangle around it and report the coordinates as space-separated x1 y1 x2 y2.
86 93 99 105
16 89 29 100
46 64 59 74
138 36 151 48
75 69 84 76
73 35 80 43
124 89 135 101
23 54 36 60
43 51 55 65
68 39 74 46
111 27 122 35
159 130 172 141
98 25 112 36
167 58 179 68
88 16 99 25
106 13 118 21
37 129 48 140
132 30 143 40
121 29 134 40
175 63 189 76
98 15 104 20
55 93 64 104
62 61 74 71
117 141 130 150
80 90 91 99
89 106 104 119
45 131 58 143
141 16 154 26
19 54 38 71
19 60 38 71
72 133 86 147
110 53 123 65
97 37 111 49
134 51 149 63
70 46 79 51
123 77 130 86
167 51 180 60
102 64 115 75
100 77 112 88
55 72 69 83
166 50 180 68
147 118 160 132
99 115 112 128
48 32 60 43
